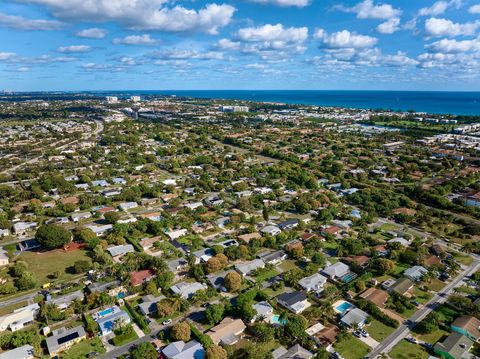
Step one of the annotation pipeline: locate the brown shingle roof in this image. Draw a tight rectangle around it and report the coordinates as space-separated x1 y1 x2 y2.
452 316 480 340
359 287 389 308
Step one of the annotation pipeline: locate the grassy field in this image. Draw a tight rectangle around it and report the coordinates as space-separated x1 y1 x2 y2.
390 339 429 359
112 326 138 346
413 287 433 304
425 278 445 292
253 269 278 283
415 328 449 345
392 262 409 276
366 319 396 342
278 260 298 272
16 249 90 286
334 335 370 359
454 254 474 266
61 337 105 359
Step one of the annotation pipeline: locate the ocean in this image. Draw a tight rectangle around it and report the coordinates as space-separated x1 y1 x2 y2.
90 90 480 116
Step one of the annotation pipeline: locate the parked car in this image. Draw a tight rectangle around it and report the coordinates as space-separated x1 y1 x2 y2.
406 336 417 344
162 319 172 325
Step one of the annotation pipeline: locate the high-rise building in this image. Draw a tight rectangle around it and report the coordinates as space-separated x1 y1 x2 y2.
105 96 118 104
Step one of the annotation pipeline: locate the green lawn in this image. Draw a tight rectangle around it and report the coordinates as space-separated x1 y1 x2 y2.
437 305 459 323
253 269 278 283
16 249 90 286
334 335 370 359
111 326 138 346
413 287 432 304
390 339 429 359
415 328 449 345
392 263 409 276
278 260 298 272
424 279 445 292
0 301 28 316
366 319 396 342
61 337 105 359
454 254 473 266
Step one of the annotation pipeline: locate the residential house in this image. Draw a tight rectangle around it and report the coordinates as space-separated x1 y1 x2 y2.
0 303 40 331
91 180 109 187
404 266 428 282
359 288 389 308
322 262 351 281
219 239 238 249
185 202 203 211
0 345 35 359
162 340 205 359
252 301 274 322
13 222 37 235
235 259 265 277
0 229 9 237
93 306 131 336
140 212 162 221
71 212 91 222
139 236 162 251
272 344 313 359
340 308 369 328
112 177 127 185
389 277 415 296
47 290 84 310
299 273 328 293
170 281 207 299
46 326 86 357
258 250 287 265
206 317 246 345
238 232 261 243
434 332 474 359
118 202 138 211
261 225 281 236
106 244 134 259
277 219 299 231
387 237 410 247
314 325 339 347
0 248 9 267
138 295 164 316
130 269 156 287
193 248 214 264
451 316 480 342
277 291 311 314
166 229 188 240
167 258 189 273
207 271 234 290
85 224 113 236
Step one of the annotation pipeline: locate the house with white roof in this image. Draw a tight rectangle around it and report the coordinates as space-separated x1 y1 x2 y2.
118 202 138 211
0 344 34 359
91 179 109 187
404 265 428 282
13 222 37 235
0 248 9 267
299 273 328 293
162 340 205 359
71 212 91 222
0 303 39 332
85 224 113 236
260 225 281 236
252 301 274 322
106 244 134 259
166 228 188 240
235 259 265 277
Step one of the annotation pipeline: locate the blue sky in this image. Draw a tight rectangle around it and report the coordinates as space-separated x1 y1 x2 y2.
0 0 480 91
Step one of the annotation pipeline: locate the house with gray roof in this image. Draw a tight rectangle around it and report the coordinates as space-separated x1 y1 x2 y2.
170 281 207 299
340 308 369 328
322 262 350 281
138 295 164 315
162 340 205 359
272 344 313 359
46 326 86 357
252 301 274 322
106 244 134 258
404 265 428 282
0 344 34 359
235 259 265 276
93 306 131 336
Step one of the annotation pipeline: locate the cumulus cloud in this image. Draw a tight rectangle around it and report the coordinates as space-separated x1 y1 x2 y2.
57 45 92 53
151 49 225 60
248 0 309 7
315 28 377 49
377 18 400 34
20 0 235 34
76 27 107 39
336 0 401 20
0 12 64 31
419 1 449 16
0 52 17 61
113 34 158 45
216 38 241 50
426 38 480 53
237 24 308 43
425 17 480 37
470 4 480 14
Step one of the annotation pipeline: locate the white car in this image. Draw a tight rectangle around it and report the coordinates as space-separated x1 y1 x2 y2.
162 319 172 325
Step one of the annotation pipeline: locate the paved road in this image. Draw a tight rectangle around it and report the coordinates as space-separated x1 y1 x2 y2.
366 259 480 358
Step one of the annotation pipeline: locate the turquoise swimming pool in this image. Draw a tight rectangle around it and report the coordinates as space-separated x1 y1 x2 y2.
98 308 114 317
271 314 287 325
335 301 353 314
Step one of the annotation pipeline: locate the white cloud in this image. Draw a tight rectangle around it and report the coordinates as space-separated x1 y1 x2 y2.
113 34 158 45
152 49 225 60
57 45 92 53
76 27 107 39
0 12 64 31
336 0 402 20
216 38 241 50
0 52 17 61
419 1 449 16
315 28 378 49
237 24 308 43
425 17 480 37
470 4 480 14
21 0 235 34
381 51 418 66
248 0 309 7
377 17 400 34
17 67 30 72
426 38 480 53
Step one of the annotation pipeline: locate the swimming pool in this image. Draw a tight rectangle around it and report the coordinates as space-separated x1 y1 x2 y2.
97 308 114 317
270 314 287 325
334 301 354 314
